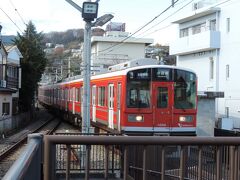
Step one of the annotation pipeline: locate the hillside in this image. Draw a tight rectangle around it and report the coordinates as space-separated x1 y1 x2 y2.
43 28 105 49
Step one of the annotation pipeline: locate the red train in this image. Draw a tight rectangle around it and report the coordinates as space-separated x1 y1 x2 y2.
38 58 197 135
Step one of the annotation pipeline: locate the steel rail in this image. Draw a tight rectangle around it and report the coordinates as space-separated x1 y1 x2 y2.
0 117 58 161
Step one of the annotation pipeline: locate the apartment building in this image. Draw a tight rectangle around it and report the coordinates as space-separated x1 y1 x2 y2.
170 0 240 129
91 27 153 71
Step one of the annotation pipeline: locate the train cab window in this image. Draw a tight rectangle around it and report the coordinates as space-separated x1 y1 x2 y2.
174 70 196 109
129 89 137 107
127 81 150 108
157 87 168 108
127 68 151 108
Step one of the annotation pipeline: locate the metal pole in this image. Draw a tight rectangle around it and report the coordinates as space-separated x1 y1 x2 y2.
82 21 91 134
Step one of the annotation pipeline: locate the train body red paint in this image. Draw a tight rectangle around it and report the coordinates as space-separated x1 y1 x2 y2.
38 59 197 135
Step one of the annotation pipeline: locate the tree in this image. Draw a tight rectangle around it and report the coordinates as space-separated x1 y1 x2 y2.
14 21 47 112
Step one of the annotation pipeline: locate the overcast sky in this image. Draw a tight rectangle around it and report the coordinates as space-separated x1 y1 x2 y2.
0 0 195 45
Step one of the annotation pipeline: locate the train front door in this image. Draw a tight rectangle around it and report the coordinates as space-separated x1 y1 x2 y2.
152 82 173 133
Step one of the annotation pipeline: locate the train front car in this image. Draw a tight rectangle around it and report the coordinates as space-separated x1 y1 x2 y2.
122 66 197 136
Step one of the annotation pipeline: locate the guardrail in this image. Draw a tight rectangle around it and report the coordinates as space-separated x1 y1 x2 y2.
44 135 240 180
3 135 240 180
3 133 43 180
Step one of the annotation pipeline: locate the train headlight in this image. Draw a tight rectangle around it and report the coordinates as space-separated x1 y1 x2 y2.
179 116 193 122
136 115 143 121
128 115 144 122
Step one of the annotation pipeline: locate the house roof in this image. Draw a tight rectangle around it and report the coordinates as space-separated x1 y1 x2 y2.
91 36 153 46
4 45 23 58
1 35 15 45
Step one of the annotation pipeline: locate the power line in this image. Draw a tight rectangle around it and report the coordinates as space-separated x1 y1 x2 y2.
142 0 233 39
0 6 23 33
137 0 194 38
135 0 193 38
98 0 180 54
9 0 27 26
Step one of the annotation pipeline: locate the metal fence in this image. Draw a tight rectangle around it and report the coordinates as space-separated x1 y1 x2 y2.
44 135 240 180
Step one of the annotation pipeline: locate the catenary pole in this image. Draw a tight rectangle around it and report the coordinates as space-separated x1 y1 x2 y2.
66 0 112 134
82 21 91 133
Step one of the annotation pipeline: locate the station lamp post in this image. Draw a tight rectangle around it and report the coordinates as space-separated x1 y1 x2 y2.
66 0 113 133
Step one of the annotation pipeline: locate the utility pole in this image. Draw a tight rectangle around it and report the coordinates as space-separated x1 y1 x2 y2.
83 21 91 133
66 0 113 134
65 0 98 134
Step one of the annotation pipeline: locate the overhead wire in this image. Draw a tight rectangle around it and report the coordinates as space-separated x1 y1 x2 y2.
135 0 193 38
0 6 23 33
138 0 194 38
135 0 190 38
98 0 181 54
138 0 233 39
9 0 27 26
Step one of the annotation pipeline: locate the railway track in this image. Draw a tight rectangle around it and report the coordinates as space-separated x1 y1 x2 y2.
0 117 61 179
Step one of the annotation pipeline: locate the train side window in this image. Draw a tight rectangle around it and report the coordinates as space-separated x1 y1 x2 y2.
64 89 67 100
80 87 83 103
78 87 81 103
75 88 79 102
98 86 105 106
66 88 69 101
70 88 72 101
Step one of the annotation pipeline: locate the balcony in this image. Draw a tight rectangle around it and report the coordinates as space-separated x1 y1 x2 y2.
0 64 19 89
170 30 220 55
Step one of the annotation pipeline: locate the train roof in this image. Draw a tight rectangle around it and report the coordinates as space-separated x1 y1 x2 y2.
40 58 196 88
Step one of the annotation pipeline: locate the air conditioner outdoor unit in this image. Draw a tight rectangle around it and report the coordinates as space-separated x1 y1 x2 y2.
0 80 6 88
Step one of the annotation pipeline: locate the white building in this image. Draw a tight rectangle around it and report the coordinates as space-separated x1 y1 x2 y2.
170 0 240 130
91 31 153 70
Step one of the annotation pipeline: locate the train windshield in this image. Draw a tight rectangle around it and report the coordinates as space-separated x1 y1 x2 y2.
127 69 151 108
174 70 196 109
126 68 196 109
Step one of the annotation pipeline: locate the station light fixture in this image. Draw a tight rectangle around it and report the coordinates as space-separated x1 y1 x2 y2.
82 2 98 21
